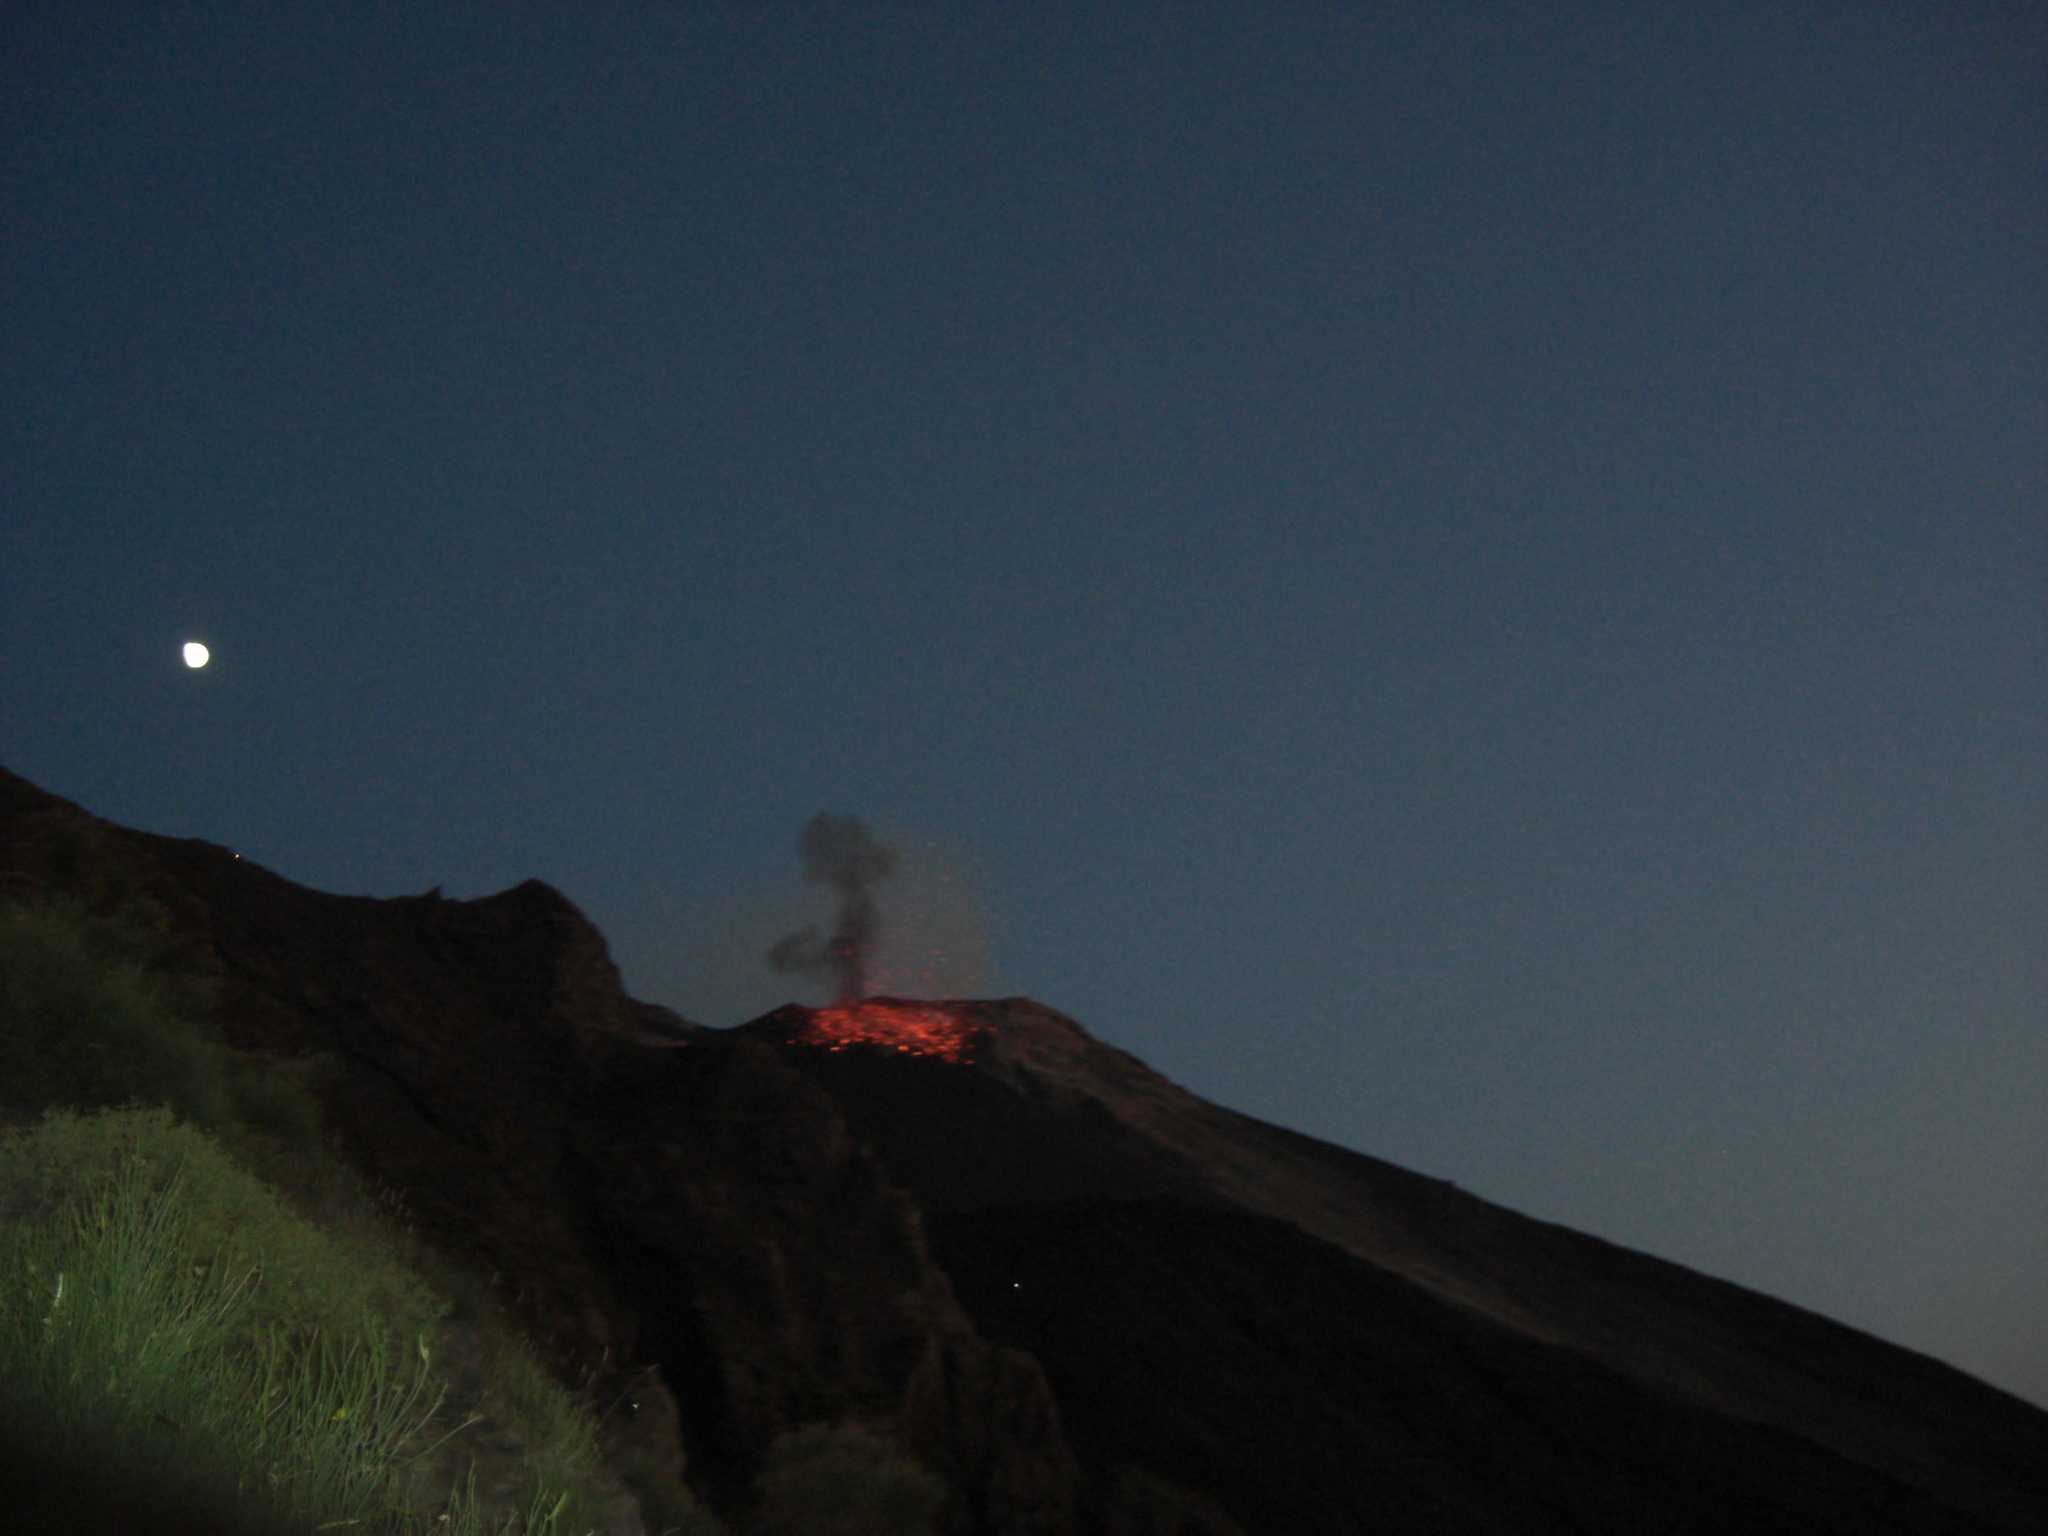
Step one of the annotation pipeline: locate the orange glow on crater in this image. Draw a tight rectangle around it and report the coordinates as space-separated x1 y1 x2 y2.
796 1001 982 1064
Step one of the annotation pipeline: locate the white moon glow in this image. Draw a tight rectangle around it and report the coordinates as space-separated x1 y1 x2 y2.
182 641 210 669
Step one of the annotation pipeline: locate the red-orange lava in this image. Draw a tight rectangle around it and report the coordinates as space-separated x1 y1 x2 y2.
796 1001 981 1064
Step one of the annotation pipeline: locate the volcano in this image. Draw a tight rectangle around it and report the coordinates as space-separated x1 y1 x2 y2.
2 766 2044 1534
750 997 2048 1534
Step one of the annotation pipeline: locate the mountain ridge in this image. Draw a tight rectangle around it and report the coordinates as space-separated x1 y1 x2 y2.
3 763 2044 1533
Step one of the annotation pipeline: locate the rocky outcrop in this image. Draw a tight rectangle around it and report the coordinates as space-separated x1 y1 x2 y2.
575 1028 1078 1526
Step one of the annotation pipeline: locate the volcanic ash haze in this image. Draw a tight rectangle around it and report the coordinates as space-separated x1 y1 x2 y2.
765 812 898 1002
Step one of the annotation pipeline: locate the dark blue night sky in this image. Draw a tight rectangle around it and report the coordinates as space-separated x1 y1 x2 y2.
5 3 2042 1406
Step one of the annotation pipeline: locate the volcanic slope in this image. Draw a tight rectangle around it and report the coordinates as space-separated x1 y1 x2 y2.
748 998 2048 1535
0 769 1084 1534
4 758 2041 1536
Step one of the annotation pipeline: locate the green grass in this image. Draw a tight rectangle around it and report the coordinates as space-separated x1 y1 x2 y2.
0 1104 605 1533
0 898 642 1532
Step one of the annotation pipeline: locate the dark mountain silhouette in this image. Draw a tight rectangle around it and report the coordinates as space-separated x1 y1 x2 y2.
750 1002 2048 1533
3 764 2044 1534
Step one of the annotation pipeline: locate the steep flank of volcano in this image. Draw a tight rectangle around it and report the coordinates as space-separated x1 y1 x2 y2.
935 1200 1988 1536
759 997 2048 1534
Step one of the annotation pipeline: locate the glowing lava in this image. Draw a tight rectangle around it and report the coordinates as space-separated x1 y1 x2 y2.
796 1001 982 1064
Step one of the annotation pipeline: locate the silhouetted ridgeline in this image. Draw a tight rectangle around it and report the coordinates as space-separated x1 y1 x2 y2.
3 763 2045 1534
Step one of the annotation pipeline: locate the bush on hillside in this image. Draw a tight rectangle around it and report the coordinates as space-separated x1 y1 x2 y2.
0 1104 624 1533
0 899 716 1532
0 897 344 1225
0 1105 448 1352
0 1107 432 1530
0 899 232 1128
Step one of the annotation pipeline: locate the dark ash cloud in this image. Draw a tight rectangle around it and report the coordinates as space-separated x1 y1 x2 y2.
766 813 899 1002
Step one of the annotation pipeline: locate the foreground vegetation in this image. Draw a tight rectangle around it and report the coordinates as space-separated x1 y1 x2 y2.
0 892 625 1529
0 1103 619 1532
0 892 943 1534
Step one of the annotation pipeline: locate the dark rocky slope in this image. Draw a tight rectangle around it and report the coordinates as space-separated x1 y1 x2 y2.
748 998 2048 1533
5 764 2045 1533
0 767 1076 1534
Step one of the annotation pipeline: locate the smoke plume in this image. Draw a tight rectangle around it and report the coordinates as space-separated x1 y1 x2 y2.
766 813 899 1002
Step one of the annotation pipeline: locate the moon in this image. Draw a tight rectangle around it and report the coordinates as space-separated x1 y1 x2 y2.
181 641 211 669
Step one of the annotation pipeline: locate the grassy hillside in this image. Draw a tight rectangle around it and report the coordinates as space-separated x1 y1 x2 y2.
0 895 659 1532
0 892 952 1535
